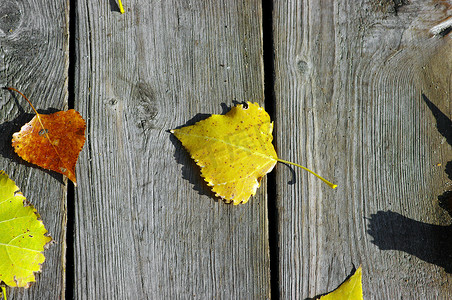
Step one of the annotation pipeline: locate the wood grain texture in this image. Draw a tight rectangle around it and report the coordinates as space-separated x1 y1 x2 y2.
272 0 452 299
74 1 270 299
0 0 69 299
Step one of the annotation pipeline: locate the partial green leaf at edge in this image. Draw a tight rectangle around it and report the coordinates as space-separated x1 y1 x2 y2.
0 171 52 288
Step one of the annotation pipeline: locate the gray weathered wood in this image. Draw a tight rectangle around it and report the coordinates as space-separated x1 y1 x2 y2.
272 0 452 298
0 0 69 299
4 1 451 298
74 1 270 299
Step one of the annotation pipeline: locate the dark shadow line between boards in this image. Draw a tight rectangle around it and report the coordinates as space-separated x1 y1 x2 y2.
65 0 77 298
63 1 280 298
262 1 280 299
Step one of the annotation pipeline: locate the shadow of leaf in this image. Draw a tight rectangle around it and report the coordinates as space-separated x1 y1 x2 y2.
422 94 452 145
438 191 452 218
169 112 218 200
368 210 452 273
0 112 33 161
422 93 452 218
367 95 452 273
109 0 121 13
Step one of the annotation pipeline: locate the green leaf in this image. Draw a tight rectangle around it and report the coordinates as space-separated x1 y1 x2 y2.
0 171 52 288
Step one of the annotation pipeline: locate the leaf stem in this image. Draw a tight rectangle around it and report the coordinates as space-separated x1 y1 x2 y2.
1 286 6 300
5 87 49 138
277 158 337 189
118 0 125 14
5 87 39 116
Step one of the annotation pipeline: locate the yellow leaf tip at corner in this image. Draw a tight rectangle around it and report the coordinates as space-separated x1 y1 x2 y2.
319 265 363 300
118 0 125 14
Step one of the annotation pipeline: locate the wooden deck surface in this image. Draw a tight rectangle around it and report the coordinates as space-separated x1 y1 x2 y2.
1 0 451 299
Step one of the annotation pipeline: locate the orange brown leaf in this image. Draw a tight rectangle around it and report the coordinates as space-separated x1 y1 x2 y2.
12 110 86 184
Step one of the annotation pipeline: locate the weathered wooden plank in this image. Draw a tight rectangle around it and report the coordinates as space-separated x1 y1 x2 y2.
272 0 452 299
0 1 69 299
74 1 270 299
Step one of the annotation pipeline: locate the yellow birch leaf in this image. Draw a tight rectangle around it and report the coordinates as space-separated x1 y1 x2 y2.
171 102 336 205
320 266 363 300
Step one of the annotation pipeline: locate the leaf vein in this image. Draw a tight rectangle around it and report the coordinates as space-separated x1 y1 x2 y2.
175 132 276 160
